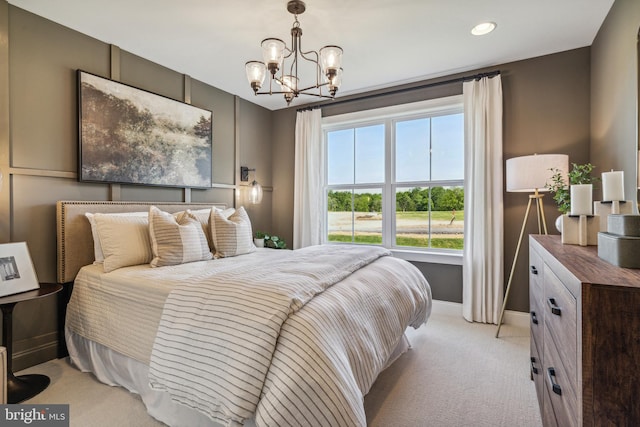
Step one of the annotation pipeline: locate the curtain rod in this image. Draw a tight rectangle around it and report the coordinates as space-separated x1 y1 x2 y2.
296 70 501 112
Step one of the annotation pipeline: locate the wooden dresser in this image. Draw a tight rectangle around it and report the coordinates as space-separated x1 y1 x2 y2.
529 235 640 426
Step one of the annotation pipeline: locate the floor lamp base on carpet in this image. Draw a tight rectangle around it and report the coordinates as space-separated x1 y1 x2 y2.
495 192 547 338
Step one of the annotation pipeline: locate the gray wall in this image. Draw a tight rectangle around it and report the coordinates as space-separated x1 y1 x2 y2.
591 0 640 201
270 48 592 312
1 3 273 370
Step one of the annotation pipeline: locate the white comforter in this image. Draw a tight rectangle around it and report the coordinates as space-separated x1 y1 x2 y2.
147 245 431 427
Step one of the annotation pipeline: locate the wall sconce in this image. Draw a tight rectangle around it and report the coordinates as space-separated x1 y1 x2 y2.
240 166 263 204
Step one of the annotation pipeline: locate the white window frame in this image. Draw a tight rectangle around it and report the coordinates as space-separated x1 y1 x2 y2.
322 95 464 265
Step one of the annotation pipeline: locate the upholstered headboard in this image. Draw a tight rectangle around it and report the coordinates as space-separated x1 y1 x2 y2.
56 200 227 283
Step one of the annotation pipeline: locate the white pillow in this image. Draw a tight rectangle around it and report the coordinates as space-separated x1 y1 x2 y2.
210 206 255 258
86 211 148 264
93 213 153 272
149 206 213 267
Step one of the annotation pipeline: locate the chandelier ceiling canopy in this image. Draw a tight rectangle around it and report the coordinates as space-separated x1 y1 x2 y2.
245 0 343 106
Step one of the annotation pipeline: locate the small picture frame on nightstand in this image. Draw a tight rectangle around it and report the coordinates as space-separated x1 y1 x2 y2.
0 242 39 297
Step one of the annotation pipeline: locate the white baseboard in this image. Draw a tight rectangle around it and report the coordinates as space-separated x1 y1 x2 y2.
431 299 529 329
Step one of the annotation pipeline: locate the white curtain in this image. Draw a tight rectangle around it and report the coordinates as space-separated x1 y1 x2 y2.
293 108 323 249
462 75 504 324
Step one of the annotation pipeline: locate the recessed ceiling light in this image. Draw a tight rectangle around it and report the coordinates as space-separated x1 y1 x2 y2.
471 22 497 36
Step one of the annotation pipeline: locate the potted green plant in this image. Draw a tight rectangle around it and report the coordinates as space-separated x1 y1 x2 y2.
547 162 598 230
254 231 265 248
264 234 287 249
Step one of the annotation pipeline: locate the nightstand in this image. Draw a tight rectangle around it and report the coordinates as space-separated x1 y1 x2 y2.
0 283 63 403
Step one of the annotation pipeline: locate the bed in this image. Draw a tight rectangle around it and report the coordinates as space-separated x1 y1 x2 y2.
57 200 432 427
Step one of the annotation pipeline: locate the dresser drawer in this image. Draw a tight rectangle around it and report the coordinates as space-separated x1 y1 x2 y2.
530 333 544 409
529 247 544 307
530 247 544 351
530 285 544 351
542 380 558 427
543 264 577 390
544 332 578 427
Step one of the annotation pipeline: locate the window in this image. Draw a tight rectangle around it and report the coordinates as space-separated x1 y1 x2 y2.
323 96 464 263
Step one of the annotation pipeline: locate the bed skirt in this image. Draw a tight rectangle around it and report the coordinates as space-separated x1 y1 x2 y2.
66 327 410 426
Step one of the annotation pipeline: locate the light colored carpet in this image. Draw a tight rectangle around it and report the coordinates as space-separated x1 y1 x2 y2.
20 302 541 427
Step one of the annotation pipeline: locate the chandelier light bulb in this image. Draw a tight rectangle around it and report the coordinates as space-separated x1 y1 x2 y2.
261 38 285 74
320 45 343 75
245 61 266 93
328 68 343 96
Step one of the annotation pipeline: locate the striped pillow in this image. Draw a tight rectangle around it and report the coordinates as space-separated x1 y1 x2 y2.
149 206 213 267
210 206 256 258
173 207 235 252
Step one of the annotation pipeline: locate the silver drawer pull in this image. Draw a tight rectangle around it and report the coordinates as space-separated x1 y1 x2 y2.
547 367 562 395
547 298 562 316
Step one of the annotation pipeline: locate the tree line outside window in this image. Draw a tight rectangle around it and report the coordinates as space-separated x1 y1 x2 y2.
327 187 464 213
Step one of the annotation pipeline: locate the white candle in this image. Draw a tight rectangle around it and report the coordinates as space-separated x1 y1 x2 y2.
570 184 592 215
602 170 624 201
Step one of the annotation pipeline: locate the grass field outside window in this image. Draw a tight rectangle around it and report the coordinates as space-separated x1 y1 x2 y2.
328 210 464 250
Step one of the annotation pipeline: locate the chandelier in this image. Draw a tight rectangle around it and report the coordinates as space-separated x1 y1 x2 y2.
245 0 343 105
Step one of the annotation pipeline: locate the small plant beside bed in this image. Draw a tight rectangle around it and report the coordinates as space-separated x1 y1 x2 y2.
254 231 287 249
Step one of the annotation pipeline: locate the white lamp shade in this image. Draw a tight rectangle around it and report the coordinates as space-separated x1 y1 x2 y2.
506 154 569 192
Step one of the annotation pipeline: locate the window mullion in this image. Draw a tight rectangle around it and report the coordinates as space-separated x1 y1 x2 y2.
384 118 394 247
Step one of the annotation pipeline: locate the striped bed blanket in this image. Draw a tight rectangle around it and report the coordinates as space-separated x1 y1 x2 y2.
148 244 431 427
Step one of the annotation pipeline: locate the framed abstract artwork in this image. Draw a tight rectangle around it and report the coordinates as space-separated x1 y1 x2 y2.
78 70 213 188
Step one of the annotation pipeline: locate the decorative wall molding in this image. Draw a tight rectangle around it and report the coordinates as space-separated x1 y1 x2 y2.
13 331 59 372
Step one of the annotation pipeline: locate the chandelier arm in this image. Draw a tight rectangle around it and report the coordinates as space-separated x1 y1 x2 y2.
296 35 321 86
253 90 295 95
299 49 320 63
267 75 275 95
295 92 334 99
297 81 332 92
299 49 322 88
253 90 333 100
288 55 298 80
298 81 331 90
